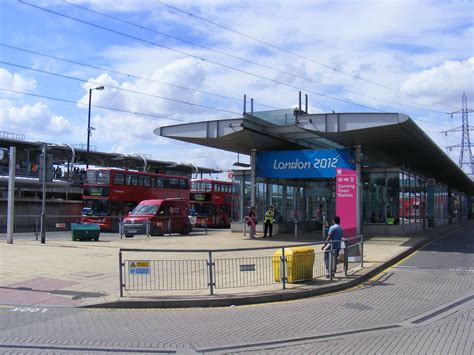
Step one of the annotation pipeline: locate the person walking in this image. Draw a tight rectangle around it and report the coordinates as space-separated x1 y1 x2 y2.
263 206 274 238
247 207 257 239
322 216 343 278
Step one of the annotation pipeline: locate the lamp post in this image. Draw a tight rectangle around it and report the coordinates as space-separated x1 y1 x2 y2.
86 85 105 169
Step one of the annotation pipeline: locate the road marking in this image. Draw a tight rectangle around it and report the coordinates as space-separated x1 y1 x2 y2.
11 307 48 313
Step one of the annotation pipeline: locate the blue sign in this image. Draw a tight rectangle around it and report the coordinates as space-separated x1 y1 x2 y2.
256 149 355 179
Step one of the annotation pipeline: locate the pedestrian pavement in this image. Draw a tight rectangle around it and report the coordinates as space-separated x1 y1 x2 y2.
0 221 470 308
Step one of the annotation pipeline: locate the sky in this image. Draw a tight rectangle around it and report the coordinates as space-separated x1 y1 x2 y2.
0 0 473 176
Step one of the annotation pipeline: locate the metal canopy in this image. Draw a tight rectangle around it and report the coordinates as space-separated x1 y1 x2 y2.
0 137 219 175
296 113 474 193
158 111 474 194
157 115 341 155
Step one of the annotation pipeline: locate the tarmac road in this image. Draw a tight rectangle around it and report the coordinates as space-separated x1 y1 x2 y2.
0 223 473 354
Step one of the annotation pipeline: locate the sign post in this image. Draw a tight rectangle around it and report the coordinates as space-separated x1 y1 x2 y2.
7 147 15 244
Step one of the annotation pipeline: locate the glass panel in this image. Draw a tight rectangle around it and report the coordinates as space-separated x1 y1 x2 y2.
96 170 110 185
86 170 97 183
131 203 158 215
364 173 385 223
386 173 400 224
113 172 124 185
251 109 296 125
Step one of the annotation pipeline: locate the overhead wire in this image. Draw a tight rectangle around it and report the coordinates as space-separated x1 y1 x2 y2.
157 0 461 111
0 60 241 116
0 44 277 110
0 88 192 122
18 0 385 113
58 1 447 115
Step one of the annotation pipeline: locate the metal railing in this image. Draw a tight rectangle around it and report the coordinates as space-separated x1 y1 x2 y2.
119 235 364 297
0 214 206 241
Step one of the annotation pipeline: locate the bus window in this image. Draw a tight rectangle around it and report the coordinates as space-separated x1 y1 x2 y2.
113 172 125 185
83 200 109 216
86 170 97 183
96 170 110 184
141 176 151 187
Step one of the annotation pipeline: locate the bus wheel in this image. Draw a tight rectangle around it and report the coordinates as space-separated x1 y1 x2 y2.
125 234 134 238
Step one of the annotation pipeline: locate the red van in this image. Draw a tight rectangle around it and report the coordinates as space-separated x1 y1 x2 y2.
122 199 192 237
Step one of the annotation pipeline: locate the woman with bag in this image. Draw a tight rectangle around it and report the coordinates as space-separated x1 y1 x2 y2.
247 207 257 239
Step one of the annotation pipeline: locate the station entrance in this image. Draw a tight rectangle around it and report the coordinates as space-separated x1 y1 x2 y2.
231 174 336 235
231 148 359 237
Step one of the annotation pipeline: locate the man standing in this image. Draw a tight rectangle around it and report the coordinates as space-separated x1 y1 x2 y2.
263 206 274 238
322 216 343 278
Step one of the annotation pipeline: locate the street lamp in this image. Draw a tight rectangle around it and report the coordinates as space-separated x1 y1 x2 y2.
86 85 104 169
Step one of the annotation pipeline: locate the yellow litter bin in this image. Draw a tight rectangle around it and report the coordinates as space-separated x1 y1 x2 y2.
272 247 315 283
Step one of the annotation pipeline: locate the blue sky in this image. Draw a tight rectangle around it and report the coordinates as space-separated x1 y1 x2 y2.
1 0 473 174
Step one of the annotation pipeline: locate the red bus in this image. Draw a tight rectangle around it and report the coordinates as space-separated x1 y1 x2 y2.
190 179 234 228
81 168 190 229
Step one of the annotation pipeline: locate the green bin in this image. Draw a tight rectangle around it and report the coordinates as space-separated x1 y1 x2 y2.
71 223 100 241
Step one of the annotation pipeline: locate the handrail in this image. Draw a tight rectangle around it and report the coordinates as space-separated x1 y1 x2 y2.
120 235 363 253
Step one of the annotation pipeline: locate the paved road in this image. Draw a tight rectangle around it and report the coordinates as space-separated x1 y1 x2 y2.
1 223 473 354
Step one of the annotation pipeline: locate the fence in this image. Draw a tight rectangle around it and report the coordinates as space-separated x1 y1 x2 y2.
119 235 363 297
0 215 208 241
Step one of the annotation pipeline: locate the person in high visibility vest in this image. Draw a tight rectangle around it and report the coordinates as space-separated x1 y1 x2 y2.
263 206 274 238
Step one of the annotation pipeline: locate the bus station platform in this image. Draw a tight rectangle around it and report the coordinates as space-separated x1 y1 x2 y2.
0 221 471 308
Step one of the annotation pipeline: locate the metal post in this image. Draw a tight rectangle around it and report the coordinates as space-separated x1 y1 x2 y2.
119 218 123 239
343 239 348 276
35 217 39 241
168 217 171 236
205 219 208 235
208 251 215 295
250 149 256 208
294 219 298 239
250 98 254 116
40 144 47 244
356 145 362 236
329 242 334 280
243 220 247 236
119 251 124 298
146 220 150 237
281 247 286 289
86 88 92 169
243 94 246 115
6 146 16 244
360 234 364 268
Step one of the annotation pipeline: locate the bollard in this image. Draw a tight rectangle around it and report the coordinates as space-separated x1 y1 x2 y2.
168 217 171 236
243 220 247 236
205 218 208 235
146 220 150 237
119 220 123 240
360 235 364 268
294 219 298 239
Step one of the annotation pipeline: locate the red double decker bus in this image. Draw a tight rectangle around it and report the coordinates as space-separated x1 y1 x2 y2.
190 179 234 228
81 168 190 229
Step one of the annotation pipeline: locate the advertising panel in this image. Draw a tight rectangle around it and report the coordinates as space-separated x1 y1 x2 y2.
256 149 355 179
336 168 357 238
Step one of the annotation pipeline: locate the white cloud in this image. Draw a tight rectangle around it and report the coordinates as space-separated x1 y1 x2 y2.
0 99 73 138
400 58 474 107
0 68 36 95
